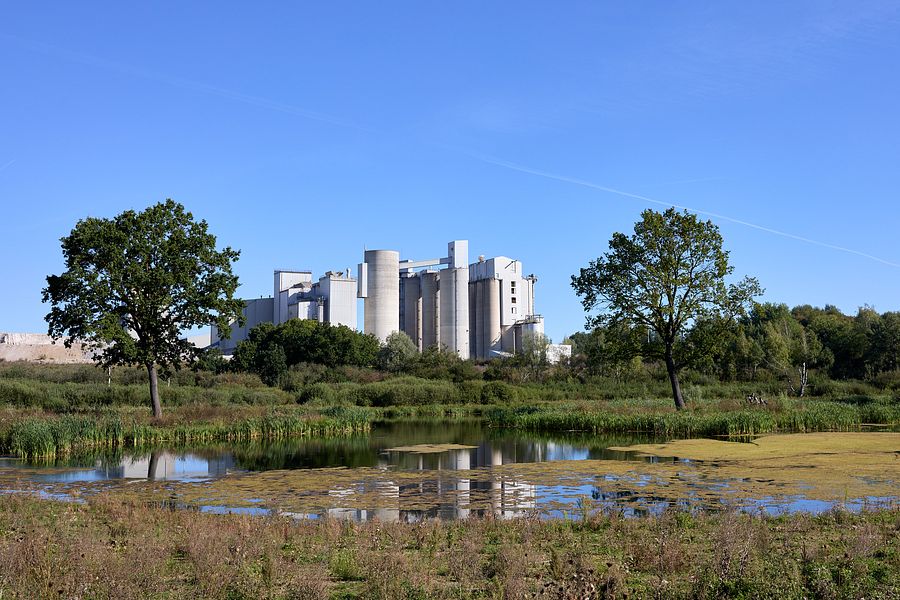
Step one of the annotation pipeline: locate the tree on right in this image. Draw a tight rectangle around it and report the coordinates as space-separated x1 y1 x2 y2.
572 207 763 410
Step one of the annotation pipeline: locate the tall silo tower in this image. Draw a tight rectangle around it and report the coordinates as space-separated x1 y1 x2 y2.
359 249 400 342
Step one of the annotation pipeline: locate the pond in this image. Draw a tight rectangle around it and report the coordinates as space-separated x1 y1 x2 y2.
1 421 897 521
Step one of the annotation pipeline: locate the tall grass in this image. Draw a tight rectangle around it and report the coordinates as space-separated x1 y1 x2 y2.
0 377 291 410
486 400 900 437
2 412 372 459
1 495 898 599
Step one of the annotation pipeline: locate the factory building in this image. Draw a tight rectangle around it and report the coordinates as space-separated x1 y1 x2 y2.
359 241 470 357
468 256 543 360
212 269 356 354
206 239 566 363
358 240 549 361
273 269 356 328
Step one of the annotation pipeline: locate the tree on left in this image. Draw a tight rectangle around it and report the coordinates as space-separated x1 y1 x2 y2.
42 200 244 418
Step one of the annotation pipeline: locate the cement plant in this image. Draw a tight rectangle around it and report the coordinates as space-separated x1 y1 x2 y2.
205 239 570 362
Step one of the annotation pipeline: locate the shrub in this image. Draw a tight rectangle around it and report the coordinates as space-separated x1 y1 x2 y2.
480 381 518 404
378 332 419 373
297 382 335 405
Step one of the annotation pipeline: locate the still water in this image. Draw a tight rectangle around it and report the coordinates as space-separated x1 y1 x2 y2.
2 421 896 521
5 421 663 482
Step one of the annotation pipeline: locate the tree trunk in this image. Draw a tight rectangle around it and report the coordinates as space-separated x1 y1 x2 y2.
665 349 686 410
147 451 160 481
147 364 162 419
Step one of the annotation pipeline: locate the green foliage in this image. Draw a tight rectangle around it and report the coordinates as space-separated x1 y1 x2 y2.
255 346 288 386
194 348 229 375
409 345 479 381
2 411 372 459
572 207 762 409
42 200 243 416
378 331 419 373
487 400 899 437
480 381 518 404
232 320 379 383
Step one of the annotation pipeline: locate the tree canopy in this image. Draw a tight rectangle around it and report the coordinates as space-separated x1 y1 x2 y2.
232 320 380 385
43 200 243 417
572 207 762 409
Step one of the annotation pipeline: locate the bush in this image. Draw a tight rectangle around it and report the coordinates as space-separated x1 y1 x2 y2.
480 381 518 404
332 377 461 407
378 332 419 373
297 382 335 405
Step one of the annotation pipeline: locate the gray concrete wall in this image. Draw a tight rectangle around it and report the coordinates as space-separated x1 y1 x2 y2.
363 250 400 342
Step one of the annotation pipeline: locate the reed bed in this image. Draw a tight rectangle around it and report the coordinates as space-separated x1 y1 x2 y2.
2 412 372 459
487 401 900 437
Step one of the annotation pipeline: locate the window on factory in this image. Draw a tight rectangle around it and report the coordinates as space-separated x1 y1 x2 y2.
510 281 516 291
511 307 517 314
511 297 516 303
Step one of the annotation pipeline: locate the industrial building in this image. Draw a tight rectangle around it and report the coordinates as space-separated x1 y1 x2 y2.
212 268 357 354
358 240 554 361
209 239 569 362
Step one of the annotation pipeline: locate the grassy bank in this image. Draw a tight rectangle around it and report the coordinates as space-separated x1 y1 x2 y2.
0 405 371 459
486 399 900 437
0 495 897 599
1 362 899 452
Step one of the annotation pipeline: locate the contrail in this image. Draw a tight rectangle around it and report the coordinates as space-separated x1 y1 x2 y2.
469 153 900 268
5 34 897 269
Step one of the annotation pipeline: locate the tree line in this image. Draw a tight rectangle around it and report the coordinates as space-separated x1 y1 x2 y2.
566 303 900 394
42 201 899 415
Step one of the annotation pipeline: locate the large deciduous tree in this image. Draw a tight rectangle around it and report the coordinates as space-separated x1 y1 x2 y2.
43 200 243 417
571 208 762 410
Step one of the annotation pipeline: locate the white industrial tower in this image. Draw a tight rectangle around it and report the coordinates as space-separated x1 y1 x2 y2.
359 241 470 358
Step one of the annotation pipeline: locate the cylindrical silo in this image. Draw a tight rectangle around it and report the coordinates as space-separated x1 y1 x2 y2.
486 278 501 357
468 280 477 357
474 280 484 360
420 271 440 349
439 267 470 358
401 275 420 348
363 250 400 342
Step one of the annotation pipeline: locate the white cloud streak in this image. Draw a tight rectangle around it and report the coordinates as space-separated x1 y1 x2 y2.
469 153 900 269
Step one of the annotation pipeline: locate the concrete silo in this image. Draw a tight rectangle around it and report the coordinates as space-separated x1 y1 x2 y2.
420 270 440 349
439 266 469 358
484 277 501 357
400 274 421 349
361 250 400 342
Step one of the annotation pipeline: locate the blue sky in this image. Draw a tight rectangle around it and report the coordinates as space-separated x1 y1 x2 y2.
2 2 900 343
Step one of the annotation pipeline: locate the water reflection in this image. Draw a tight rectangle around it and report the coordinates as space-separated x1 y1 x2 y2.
34 450 236 483
14 421 660 483
4 421 894 521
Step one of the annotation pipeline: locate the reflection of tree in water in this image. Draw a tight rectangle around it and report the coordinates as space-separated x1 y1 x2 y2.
230 436 378 471
226 421 663 473
147 451 160 481
590 480 717 516
22 420 665 475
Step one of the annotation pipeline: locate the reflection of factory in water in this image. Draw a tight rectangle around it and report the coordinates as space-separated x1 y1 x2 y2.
321 443 542 523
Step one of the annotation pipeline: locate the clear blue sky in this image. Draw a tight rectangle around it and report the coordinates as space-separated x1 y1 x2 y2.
2 2 900 343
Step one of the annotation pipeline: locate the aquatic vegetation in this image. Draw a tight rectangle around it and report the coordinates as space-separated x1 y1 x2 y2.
487 401 900 436
384 443 477 453
2 411 372 459
5 432 882 520
610 431 900 460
